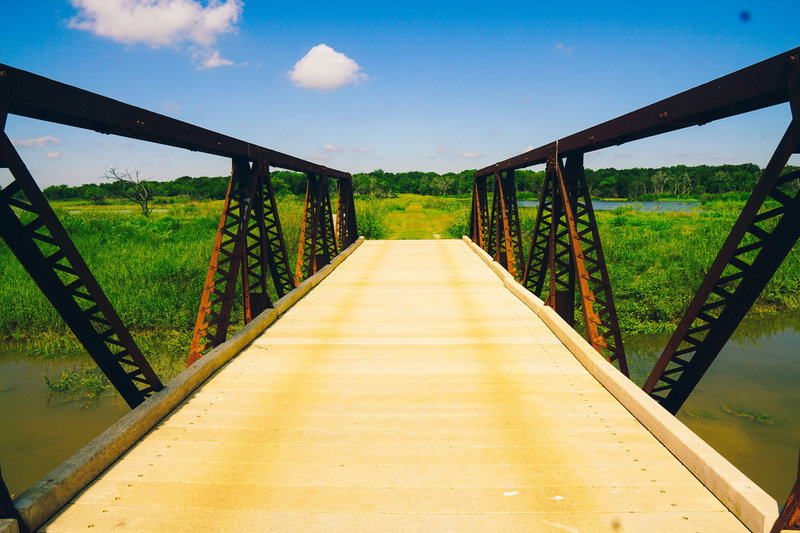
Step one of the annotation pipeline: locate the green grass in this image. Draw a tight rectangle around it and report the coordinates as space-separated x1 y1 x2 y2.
5 193 800 395
0 197 306 390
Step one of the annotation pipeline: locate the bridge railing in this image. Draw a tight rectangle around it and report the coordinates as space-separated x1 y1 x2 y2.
471 47 800 529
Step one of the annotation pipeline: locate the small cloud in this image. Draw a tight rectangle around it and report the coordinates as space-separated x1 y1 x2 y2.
555 43 575 54
324 144 345 152
356 147 373 153
194 49 234 69
310 153 329 161
460 152 483 159
68 0 243 48
44 152 61 159
523 145 535 152
162 100 181 113
11 136 61 147
438 146 447 154
159 161 169 168
520 97 529 103
288 44 366 91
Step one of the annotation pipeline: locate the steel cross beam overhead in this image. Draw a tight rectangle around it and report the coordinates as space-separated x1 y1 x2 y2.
475 47 800 178
0 64 350 180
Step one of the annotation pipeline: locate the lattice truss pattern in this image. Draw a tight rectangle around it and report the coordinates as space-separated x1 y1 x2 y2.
295 173 338 285
0 132 162 408
484 171 524 278
645 110 800 413
519 147 628 376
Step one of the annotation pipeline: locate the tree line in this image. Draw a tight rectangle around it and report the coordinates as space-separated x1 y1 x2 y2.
42 163 798 202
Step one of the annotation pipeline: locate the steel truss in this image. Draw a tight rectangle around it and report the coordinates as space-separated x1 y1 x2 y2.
0 130 163 408
188 158 295 365
644 95 800 413
485 171 524 278
337 177 358 251
470 175 490 249
521 145 628 375
295 174 338 285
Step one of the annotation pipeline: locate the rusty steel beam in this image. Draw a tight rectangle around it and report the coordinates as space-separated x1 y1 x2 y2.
486 172 525 277
337 178 358 249
0 64 350 180
295 174 338 285
476 48 800 178
644 104 800 412
0 132 163 408
521 144 628 375
469 175 489 249
188 159 258 366
772 449 800 532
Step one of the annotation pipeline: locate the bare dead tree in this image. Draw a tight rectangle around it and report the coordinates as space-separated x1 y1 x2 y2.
104 167 152 216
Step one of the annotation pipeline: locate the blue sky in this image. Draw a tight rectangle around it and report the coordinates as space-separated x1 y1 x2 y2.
1 0 798 187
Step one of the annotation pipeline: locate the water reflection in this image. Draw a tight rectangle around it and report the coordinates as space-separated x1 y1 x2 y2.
0 350 128 497
626 310 800 501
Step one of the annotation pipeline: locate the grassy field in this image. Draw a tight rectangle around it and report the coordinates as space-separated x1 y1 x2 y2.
3 193 800 395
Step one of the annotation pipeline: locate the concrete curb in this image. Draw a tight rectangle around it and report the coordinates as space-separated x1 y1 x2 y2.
462 236 779 533
13 237 365 532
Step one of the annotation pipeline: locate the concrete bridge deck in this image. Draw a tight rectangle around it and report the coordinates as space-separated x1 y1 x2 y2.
41 240 755 531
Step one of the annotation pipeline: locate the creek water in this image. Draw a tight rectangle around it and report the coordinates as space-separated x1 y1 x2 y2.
0 310 798 503
518 199 699 212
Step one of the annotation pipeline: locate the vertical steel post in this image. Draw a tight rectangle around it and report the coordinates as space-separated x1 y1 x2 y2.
644 102 800 412
470 175 489 249
0 133 162 408
337 178 358 249
188 158 259 366
521 143 628 375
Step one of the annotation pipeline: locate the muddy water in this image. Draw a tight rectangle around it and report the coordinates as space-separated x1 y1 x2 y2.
0 351 128 497
1 311 798 504
626 311 800 502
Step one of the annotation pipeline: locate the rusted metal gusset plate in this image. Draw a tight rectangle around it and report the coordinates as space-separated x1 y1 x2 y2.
0 132 163 408
475 47 800 178
772 450 800 532
644 102 800 413
189 159 258 366
0 64 350 180
295 174 338 285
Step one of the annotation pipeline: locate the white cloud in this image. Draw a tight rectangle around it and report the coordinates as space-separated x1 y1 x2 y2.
555 43 575 54
288 44 366 91
460 152 483 159
324 144 345 152
68 0 242 47
357 147 373 153
524 145 535 152
11 136 62 147
310 153 330 161
45 152 61 159
437 146 447 154
162 100 181 113
196 49 234 69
